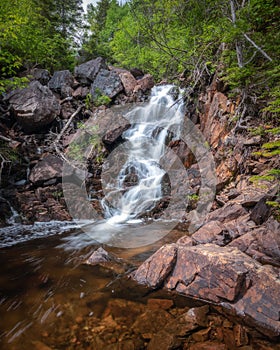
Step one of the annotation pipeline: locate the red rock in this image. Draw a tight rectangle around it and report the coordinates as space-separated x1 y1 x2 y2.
119 71 138 96
205 203 247 224
192 221 226 245
147 330 181 350
133 74 154 93
133 244 177 288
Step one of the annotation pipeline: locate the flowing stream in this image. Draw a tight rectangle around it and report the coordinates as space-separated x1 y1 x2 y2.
101 84 184 224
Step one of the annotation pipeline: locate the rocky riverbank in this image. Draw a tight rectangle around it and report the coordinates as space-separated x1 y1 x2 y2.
0 57 279 347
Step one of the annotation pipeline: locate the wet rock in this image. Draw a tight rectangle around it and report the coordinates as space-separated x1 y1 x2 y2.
132 309 174 338
147 298 174 310
103 299 146 327
189 341 228 349
32 341 53 350
250 196 271 225
133 243 177 288
192 328 211 342
0 196 12 226
29 154 65 185
30 68 50 85
85 247 132 274
90 69 123 99
48 70 74 93
166 306 209 336
147 330 181 350
74 57 108 85
5 81 60 131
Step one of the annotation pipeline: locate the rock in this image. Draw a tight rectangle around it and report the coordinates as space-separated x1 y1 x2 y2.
147 330 181 350
73 86 90 99
250 196 271 225
216 157 237 191
133 74 154 93
72 105 131 153
192 328 211 342
132 309 174 337
133 243 177 288
130 68 144 79
205 203 247 224
74 57 108 85
192 221 227 245
166 306 209 336
229 217 280 265
189 341 228 350
133 243 280 337
244 136 262 146
200 92 229 148
6 81 60 131
32 341 52 350
233 324 249 347
90 69 123 99
0 196 12 226
48 70 74 93
103 299 146 327
29 155 64 185
147 298 174 310
60 101 76 119
85 247 131 274
118 71 138 96
30 68 50 85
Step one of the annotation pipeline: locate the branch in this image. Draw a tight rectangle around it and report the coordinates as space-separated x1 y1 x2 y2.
0 135 13 142
243 33 273 62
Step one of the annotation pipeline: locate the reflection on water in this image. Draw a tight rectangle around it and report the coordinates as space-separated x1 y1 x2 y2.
0 226 185 349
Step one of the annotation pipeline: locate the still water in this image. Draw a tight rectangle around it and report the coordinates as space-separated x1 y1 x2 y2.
0 224 185 349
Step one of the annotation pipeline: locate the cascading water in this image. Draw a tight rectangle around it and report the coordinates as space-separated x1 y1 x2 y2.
101 84 185 224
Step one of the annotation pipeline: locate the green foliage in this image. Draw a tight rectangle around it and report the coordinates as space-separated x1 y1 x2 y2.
0 0 84 92
0 141 19 184
92 89 111 107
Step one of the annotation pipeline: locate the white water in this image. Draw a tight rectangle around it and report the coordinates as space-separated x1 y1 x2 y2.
101 85 185 224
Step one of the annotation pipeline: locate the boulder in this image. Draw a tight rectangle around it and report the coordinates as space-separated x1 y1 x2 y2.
133 243 280 337
6 81 60 131
118 71 138 96
74 57 108 85
48 70 74 93
133 74 154 93
30 68 50 85
70 105 131 152
29 154 64 185
90 69 123 99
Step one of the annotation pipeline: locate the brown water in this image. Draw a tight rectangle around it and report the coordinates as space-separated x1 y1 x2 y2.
0 226 185 350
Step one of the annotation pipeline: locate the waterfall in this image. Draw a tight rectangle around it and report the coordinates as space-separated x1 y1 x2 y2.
101 85 185 224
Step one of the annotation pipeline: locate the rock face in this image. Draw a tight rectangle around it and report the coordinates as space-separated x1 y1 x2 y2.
133 243 280 338
6 80 60 131
74 57 108 85
90 69 123 99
